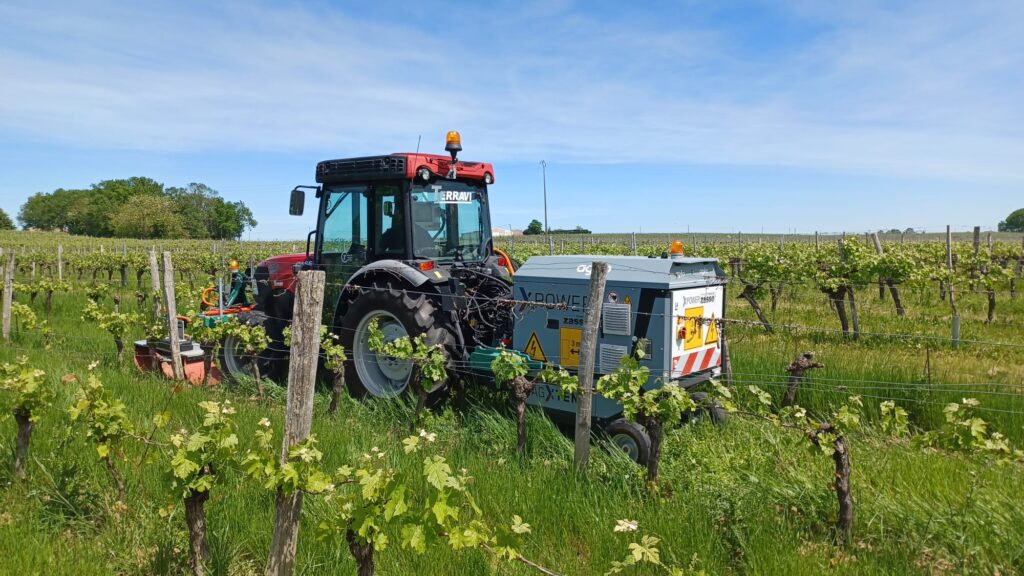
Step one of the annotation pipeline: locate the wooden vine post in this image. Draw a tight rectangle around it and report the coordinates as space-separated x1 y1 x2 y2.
266 270 326 576
2 251 13 341
149 250 162 319
1013 236 1024 299
971 226 981 292
162 252 184 380
574 261 608 471
946 226 960 349
719 319 733 385
57 244 63 282
840 239 860 339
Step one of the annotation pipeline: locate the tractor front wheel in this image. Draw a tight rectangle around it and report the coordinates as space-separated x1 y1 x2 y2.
218 313 280 383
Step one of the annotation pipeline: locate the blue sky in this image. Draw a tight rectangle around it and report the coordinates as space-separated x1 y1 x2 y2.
1 0 1021 239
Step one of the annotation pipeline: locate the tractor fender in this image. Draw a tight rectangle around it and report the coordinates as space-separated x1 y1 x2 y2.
349 259 437 288
333 259 450 321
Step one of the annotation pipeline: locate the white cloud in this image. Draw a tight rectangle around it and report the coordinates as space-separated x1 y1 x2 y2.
0 0 1021 182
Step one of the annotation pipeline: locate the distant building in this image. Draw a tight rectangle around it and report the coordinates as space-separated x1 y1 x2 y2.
491 226 523 237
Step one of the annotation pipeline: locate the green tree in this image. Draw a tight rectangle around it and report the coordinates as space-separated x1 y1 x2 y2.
88 177 166 236
17 177 255 239
109 195 188 239
166 184 214 239
524 219 543 235
18 188 92 232
166 183 256 239
209 200 256 239
998 208 1024 232
0 207 14 230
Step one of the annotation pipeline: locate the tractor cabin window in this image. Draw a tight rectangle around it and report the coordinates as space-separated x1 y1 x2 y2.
321 185 368 261
410 181 486 262
374 184 405 257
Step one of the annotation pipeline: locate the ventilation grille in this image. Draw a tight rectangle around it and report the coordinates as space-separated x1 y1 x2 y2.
316 155 407 183
599 344 629 374
602 303 632 336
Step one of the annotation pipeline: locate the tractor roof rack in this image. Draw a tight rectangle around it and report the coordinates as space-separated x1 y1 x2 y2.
316 153 495 185
316 155 408 184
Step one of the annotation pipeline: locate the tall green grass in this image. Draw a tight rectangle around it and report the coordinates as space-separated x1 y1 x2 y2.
0 277 1023 574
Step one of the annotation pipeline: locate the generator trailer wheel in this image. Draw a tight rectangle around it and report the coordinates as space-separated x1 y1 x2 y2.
605 418 651 465
684 391 728 425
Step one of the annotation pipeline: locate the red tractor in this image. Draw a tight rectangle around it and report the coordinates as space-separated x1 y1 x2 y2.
219 132 516 397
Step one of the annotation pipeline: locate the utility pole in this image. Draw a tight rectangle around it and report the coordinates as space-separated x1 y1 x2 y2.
540 160 550 255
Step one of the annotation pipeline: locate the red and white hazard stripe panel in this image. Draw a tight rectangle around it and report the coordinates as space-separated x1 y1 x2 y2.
671 347 721 378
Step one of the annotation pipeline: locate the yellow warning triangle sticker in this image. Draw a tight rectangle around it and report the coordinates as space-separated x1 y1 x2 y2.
704 314 719 346
524 332 547 362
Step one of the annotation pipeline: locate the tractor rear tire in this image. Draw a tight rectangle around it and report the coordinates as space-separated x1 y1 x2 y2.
338 282 456 399
605 419 651 465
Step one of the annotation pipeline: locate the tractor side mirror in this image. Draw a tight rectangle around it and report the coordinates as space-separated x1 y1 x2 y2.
383 201 394 217
289 188 305 216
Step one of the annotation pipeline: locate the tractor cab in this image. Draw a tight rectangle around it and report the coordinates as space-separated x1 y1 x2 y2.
268 132 514 399
289 132 501 289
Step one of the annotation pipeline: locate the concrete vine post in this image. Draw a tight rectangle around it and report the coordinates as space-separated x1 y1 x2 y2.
266 270 326 576
162 252 184 380
574 261 608 472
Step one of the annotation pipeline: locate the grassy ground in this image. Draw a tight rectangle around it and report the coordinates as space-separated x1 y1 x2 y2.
1 280 1024 575
725 281 1024 439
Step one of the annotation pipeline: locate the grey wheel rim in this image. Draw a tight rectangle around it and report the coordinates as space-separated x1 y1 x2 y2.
222 334 252 377
354 310 412 398
611 433 640 461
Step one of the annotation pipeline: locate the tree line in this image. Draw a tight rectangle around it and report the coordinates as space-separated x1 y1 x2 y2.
523 219 591 235
14 177 256 239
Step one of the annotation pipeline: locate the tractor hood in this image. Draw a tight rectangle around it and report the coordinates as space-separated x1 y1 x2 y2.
259 253 307 292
